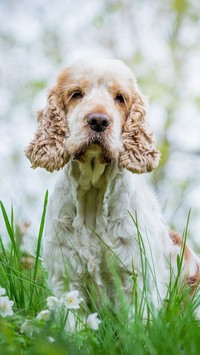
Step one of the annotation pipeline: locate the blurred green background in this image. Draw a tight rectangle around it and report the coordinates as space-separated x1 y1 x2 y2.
0 0 200 247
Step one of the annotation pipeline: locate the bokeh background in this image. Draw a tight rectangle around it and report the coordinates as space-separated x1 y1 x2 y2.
0 0 200 248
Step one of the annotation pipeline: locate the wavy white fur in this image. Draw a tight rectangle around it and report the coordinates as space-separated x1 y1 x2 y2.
25 58 200 316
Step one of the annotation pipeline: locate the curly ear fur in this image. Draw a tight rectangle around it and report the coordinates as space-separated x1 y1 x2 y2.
25 88 70 172
120 91 160 173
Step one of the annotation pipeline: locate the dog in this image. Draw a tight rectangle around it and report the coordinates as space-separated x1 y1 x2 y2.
25 57 200 315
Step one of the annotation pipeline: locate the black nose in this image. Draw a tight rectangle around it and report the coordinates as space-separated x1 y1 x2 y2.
87 113 110 132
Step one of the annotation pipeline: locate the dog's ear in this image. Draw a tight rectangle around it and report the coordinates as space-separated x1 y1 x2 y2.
25 88 70 172
119 90 160 173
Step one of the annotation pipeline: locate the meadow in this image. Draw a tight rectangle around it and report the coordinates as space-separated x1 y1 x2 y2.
0 192 200 355
1 1 200 353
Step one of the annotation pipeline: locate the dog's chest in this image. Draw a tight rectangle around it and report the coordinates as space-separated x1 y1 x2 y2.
62 158 133 285
83 187 100 228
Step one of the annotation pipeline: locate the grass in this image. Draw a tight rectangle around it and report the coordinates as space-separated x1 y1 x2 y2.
0 193 200 354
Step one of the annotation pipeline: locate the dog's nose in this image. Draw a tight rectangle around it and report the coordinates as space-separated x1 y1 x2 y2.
87 113 110 132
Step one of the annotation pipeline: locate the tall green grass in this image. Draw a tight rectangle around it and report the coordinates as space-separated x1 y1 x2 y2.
0 192 49 314
0 194 199 355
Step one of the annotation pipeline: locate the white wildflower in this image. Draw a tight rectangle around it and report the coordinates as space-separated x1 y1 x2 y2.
36 309 51 321
47 296 61 310
20 320 35 337
0 296 14 318
86 313 101 330
0 286 6 296
47 336 55 343
60 290 83 310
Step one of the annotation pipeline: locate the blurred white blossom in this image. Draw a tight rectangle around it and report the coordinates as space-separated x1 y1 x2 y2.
0 296 14 318
20 320 36 337
36 309 51 321
86 313 101 330
47 296 61 310
0 286 6 296
47 336 55 343
61 290 83 310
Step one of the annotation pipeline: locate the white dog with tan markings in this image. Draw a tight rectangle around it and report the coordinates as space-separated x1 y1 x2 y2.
25 58 200 315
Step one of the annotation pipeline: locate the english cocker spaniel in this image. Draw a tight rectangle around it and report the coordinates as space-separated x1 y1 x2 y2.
25 58 200 315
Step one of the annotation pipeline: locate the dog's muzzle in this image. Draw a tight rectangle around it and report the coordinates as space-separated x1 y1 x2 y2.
87 113 110 132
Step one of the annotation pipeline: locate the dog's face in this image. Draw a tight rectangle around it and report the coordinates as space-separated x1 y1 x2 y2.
57 58 136 161
25 58 160 173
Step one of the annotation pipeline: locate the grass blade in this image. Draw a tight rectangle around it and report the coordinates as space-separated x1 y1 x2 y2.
29 190 48 306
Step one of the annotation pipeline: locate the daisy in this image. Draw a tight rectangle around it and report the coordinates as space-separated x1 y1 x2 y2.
47 336 55 343
0 286 6 296
60 290 83 310
86 313 101 330
36 309 51 321
46 296 61 310
0 296 14 318
20 320 35 337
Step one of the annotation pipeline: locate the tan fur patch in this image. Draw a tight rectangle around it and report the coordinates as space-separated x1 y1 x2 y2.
87 105 110 116
169 229 191 261
120 91 160 173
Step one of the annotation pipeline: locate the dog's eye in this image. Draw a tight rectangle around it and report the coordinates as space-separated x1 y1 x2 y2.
115 94 125 104
71 91 83 99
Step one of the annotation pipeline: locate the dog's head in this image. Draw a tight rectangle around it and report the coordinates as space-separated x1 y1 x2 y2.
25 58 160 173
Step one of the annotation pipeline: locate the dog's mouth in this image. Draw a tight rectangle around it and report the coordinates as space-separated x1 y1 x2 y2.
73 134 113 163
